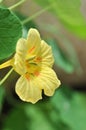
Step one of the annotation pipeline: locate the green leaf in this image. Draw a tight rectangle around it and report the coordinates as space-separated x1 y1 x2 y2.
48 39 74 73
3 106 29 130
25 105 54 130
3 104 54 130
34 0 86 39
52 0 86 39
0 7 22 60
51 86 86 130
0 86 5 112
3 102 69 130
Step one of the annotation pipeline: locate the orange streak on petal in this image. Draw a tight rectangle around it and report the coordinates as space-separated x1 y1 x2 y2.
25 73 30 81
28 46 35 53
34 71 40 76
36 57 42 62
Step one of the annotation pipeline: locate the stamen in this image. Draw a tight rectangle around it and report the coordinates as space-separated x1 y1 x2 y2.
26 55 36 61
29 62 37 65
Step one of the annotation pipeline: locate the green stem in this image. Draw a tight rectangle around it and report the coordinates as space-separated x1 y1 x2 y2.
9 0 28 10
0 68 13 86
22 5 52 25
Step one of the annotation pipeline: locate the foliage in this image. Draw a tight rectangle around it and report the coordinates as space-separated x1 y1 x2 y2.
48 38 82 73
0 0 3 3
0 86 5 112
1 86 86 130
34 0 86 39
47 39 75 73
51 86 86 130
0 7 22 60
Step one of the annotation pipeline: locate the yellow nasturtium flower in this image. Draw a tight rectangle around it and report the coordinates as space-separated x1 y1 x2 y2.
0 28 61 104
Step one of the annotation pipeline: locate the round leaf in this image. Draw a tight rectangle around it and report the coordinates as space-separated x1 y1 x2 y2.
0 7 22 60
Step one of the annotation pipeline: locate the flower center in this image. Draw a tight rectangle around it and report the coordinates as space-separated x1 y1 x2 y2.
25 55 41 75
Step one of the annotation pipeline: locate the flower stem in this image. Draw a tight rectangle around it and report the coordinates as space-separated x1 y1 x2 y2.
9 0 28 10
0 68 13 86
22 5 52 25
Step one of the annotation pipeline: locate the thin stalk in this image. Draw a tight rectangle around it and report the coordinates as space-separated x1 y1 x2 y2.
0 68 13 86
22 5 52 25
9 0 28 10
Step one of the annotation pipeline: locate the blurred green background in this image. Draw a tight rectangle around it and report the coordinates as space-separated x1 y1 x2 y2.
0 0 86 130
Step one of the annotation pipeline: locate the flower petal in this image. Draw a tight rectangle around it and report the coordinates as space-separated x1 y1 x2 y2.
34 67 61 96
13 54 26 75
16 38 27 56
41 40 54 67
27 28 41 56
15 76 42 104
14 38 27 75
